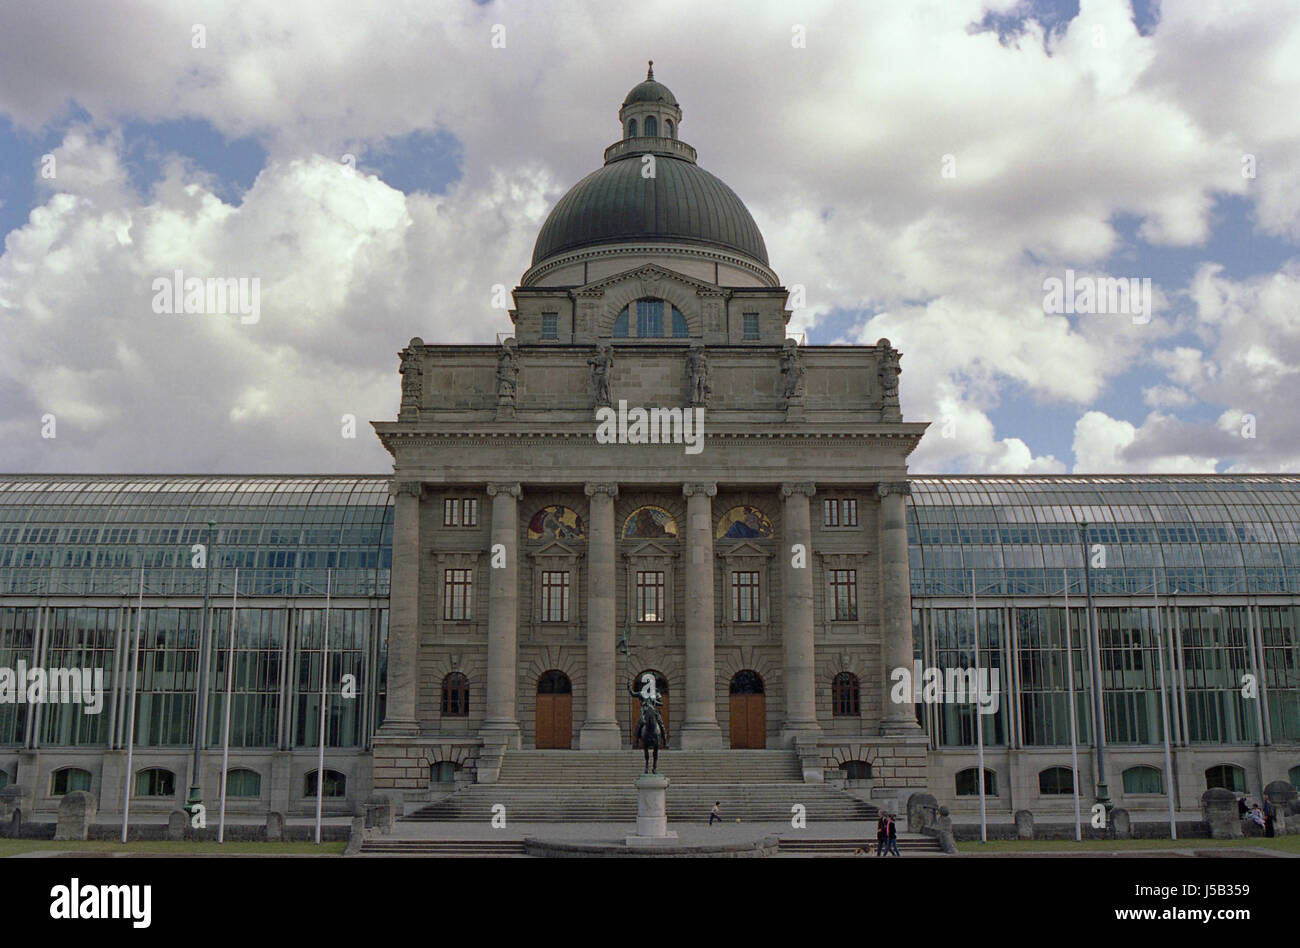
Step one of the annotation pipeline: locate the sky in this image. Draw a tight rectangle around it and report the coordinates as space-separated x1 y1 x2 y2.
1 0 1298 476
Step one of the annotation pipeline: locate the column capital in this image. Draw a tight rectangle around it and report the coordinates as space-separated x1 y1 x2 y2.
486 482 522 499
780 481 816 499
584 482 619 498
390 480 424 499
877 480 912 499
682 482 717 498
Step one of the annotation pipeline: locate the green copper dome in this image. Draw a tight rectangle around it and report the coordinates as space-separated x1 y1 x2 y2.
531 156 768 266
531 68 768 268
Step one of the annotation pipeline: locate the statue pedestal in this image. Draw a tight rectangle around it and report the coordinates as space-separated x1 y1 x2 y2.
626 774 677 847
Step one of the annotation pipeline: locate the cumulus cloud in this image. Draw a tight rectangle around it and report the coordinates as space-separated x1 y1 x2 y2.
0 129 551 472
0 0 1298 473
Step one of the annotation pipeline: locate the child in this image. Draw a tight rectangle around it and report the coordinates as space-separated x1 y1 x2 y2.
709 801 722 826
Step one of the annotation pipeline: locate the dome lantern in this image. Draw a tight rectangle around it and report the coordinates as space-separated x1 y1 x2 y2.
619 60 682 141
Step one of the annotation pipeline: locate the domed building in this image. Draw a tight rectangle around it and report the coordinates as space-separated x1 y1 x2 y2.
371 66 931 804
2 71 1298 842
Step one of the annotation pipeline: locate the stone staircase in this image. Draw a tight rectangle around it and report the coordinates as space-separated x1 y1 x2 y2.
779 836 943 855
404 750 878 823
359 839 528 857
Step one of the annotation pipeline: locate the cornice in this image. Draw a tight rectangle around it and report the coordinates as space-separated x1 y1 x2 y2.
521 241 779 288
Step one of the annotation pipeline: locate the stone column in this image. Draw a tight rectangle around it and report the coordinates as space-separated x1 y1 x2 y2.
482 482 522 747
878 481 922 734
380 480 421 734
680 482 722 748
780 482 820 744
580 482 621 748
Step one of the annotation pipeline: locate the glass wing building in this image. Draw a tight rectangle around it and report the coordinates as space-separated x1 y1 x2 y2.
2 473 1297 818
909 475 1300 811
0 476 391 818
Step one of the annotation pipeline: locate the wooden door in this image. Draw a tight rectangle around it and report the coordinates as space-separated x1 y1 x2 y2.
536 671 572 749
536 693 572 748
728 670 766 749
728 694 766 748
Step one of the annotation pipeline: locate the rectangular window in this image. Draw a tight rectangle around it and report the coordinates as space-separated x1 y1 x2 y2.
443 498 478 527
823 499 857 527
541 571 570 622
291 608 367 748
731 571 760 622
830 569 857 621
541 313 558 339
637 299 664 337
636 571 665 622
444 569 473 620
742 313 760 340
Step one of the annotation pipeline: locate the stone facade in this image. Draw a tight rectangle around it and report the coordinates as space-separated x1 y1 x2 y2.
372 261 928 800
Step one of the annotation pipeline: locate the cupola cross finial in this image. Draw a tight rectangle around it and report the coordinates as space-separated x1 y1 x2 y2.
647 59 654 80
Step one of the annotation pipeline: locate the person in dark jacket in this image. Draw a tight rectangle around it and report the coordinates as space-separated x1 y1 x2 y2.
885 813 901 856
875 814 888 856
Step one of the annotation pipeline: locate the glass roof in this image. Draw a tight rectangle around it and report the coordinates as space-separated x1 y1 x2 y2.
3 474 1298 599
909 475 1300 597
0 476 392 597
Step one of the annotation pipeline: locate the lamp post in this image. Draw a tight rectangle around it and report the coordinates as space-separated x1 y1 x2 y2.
1079 519 1111 813
186 520 217 818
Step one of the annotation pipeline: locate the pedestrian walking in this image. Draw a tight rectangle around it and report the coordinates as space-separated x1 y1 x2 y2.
875 813 888 856
1264 798 1276 838
708 801 723 826
886 813 901 856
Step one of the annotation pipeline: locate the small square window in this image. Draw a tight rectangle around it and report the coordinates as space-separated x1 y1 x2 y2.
541 313 558 339
443 498 478 527
823 498 858 527
742 313 760 340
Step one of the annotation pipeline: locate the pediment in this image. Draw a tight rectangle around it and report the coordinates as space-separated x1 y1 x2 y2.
622 539 679 559
528 539 584 559
577 263 726 300
718 540 773 559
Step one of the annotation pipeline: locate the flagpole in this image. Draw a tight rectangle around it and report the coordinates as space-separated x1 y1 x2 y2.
971 569 986 843
1152 568 1176 840
1079 520 1111 812
1063 570 1081 842
315 569 331 844
218 567 238 843
121 561 145 843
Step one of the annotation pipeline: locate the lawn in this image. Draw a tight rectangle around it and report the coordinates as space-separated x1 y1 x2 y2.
957 835 1300 855
0 839 346 857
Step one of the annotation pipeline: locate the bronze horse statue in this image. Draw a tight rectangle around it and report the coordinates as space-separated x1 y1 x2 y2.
632 691 668 773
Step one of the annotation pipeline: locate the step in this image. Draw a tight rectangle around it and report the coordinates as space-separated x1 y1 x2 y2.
359 840 527 856
405 786 878 822
494 750 804 786
780 836 942 853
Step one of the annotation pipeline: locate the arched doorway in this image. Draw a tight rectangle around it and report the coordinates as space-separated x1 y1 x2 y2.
626 671 669 747
729 670 766 748
535 670 573 749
